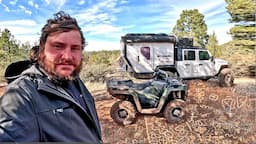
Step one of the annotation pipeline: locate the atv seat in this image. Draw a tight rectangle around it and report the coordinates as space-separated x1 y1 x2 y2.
132 82 152 90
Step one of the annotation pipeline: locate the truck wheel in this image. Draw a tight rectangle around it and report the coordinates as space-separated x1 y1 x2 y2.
218 68 234 87
110 100 136 125
164 99 186 123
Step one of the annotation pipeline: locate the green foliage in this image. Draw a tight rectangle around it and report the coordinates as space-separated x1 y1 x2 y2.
206 32 222 57
230 25 256 40
225 0 256 22
81 50 120 82
80 63 110 82
225 0 256 48
0 28 30 80
229 39 256 49
0 29 18 52
219 41 255 76
224 0 255 76
85 50 120 65
172 9 209 47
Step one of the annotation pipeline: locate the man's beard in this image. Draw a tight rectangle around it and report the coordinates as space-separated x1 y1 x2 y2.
38 53 83 86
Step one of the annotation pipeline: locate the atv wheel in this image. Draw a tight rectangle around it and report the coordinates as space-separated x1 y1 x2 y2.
164 99 186 123
110 100 136 125
218 68 234 87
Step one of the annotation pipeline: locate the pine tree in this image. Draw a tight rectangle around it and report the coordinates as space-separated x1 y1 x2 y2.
225 0 256 49
172 9 209 47
206 32 221 57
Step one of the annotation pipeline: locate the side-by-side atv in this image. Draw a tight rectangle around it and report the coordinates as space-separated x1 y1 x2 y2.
107 70 188 125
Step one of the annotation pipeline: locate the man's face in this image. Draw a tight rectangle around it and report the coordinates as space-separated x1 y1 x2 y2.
40 30 83 81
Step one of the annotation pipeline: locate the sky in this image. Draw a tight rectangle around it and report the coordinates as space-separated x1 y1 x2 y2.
0 0 233 51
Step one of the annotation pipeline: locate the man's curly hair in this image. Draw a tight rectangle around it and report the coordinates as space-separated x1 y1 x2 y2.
39 11 85 50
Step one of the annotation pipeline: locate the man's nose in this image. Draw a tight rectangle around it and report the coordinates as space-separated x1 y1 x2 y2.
61 48 72 59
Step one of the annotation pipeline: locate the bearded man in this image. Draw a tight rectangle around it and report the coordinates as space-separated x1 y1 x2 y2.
0 11 102 143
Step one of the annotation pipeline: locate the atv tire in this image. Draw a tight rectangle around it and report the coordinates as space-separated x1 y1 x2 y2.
164 99 186 123
110 100 136 125
218 68 234 87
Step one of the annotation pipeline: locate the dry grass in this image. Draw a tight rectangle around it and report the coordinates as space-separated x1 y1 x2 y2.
85 81 106 92
234 77 256 84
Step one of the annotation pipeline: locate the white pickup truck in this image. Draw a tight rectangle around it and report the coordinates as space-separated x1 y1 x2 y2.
120 33 234 87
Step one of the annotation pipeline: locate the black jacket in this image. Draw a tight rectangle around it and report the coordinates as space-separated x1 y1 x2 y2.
0 65 102 143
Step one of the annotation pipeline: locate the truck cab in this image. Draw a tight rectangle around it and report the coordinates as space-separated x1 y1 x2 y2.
176 47 216 79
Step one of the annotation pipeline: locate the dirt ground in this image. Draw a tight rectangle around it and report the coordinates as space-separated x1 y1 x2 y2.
0 77 255 143
94 78 256 144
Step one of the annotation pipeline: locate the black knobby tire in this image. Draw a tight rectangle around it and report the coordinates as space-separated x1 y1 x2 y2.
110 100 136 125
218 68 234 87
164 99 186 123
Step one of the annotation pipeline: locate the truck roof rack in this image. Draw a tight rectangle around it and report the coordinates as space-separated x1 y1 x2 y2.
121 33 176 43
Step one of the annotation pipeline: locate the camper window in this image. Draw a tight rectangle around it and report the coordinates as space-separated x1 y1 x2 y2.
141 46 150 60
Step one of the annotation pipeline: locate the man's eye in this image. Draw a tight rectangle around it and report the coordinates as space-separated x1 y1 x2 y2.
72 47 81 51
54 45 63 49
